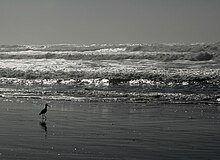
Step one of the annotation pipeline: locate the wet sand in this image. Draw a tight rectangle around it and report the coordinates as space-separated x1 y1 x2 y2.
0 98 220 160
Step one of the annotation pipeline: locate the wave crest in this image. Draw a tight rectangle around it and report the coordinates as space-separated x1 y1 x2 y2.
188 52 213 61
0 68 219 85
0 43 219 61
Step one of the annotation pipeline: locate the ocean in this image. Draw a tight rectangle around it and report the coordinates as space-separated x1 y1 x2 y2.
0 42 219 104
0 42 220 159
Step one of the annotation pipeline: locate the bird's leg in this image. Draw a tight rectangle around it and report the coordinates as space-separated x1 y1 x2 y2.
42 114 46 120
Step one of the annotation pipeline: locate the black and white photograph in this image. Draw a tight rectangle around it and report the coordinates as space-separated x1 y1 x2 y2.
0 0 220 159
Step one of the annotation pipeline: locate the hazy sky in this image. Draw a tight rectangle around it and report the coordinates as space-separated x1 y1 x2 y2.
0 0 220 44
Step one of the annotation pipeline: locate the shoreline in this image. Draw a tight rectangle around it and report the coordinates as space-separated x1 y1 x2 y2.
0 98 220 159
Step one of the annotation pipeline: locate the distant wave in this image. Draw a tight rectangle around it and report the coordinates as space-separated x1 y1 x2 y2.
188 52 213 61
125 42 219 61
0 51 216 61
1 42 220 53
0 43 219 61
125 42 220 53
0 44 126 52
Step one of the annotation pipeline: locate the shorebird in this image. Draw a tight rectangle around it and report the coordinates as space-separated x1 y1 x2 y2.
39 103 49 120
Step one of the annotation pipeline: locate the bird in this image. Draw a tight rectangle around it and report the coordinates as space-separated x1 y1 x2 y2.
39 103 49 120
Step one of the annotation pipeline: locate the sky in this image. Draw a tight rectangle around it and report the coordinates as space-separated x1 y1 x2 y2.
0 0 220 45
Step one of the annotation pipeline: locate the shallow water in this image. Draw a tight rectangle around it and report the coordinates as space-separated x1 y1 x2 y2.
0 99 220 159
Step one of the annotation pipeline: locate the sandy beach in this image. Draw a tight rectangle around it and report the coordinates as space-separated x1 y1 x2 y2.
0 97 219 160
1 0 220 159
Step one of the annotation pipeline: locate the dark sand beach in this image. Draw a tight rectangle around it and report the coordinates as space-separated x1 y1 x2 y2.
1 0 220 159
0 98 220 160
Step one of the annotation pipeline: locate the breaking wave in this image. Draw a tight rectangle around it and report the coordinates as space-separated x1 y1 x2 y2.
0 43 219 61
0 51 215 61
0 67 219 84
0 42 219 104
0 77 219 104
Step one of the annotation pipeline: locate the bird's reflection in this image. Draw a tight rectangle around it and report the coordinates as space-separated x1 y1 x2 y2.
39 121 47 137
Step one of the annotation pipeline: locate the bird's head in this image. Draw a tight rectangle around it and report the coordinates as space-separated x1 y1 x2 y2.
45 103 51 108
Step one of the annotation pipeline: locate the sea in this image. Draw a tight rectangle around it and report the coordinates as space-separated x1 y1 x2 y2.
1 42 220 160
0 42 219 104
